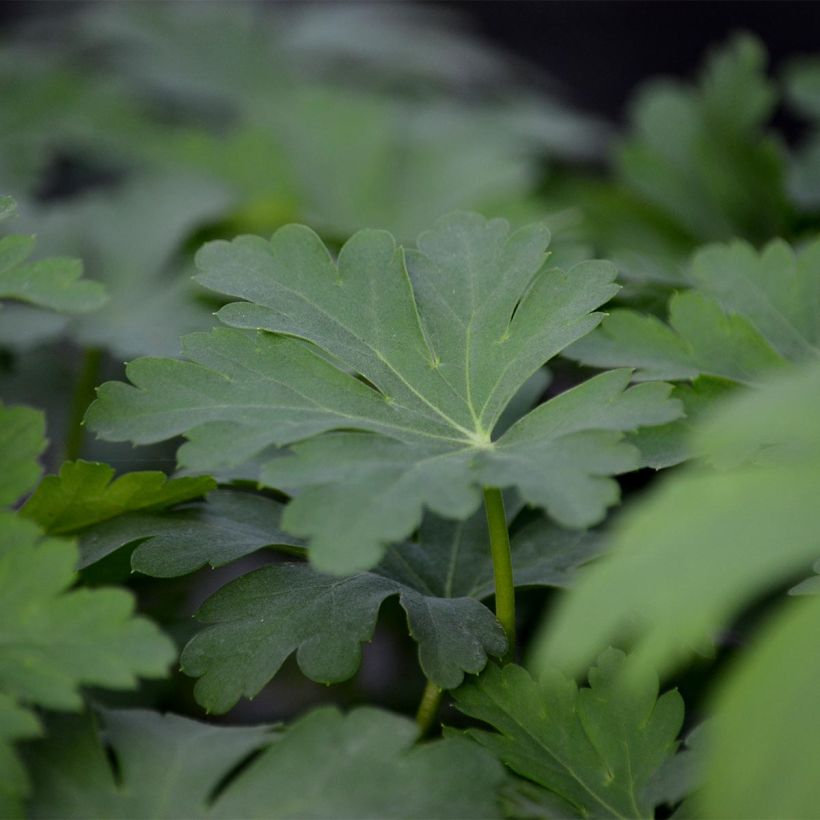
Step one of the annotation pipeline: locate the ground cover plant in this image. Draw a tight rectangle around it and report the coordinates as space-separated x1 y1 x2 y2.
1 4 819 818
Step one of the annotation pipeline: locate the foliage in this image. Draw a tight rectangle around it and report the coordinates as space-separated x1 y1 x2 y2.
453 649 685 818
2 7 820 818
87 213 680 573
0 405 175 815
25 706 506 819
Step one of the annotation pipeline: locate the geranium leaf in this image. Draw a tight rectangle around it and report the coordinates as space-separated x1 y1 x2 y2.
20 460 215 535
67 490 598 711
452 649 684 819
26 706 506 819
0 199 106 316
8 175 231 358
87 213 681 573
568 237 820 385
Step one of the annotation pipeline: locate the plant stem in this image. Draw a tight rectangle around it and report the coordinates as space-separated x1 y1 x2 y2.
415 680 442 736
483 486 515 663
65 347 102 462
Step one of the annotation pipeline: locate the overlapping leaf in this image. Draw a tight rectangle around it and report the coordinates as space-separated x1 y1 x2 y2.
0 197 106 318
67 489 599 712
26 706 506 819
535 360 820 679
4 176 232 357
0 407 175 812
616 34 787 249
568 237 819 384
453 649 684 818
88 213 681 573
20 460 214 535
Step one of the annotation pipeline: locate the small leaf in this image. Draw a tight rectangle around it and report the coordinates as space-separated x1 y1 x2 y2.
0 199 106 314
568 237 820 385
21 460 215 535
453 649 684 819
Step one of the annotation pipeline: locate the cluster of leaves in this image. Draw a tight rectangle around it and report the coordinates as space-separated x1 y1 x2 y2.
2 4 820 818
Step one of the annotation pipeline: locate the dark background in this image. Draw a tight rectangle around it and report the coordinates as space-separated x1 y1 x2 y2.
449 1 820 125
5 1 820 125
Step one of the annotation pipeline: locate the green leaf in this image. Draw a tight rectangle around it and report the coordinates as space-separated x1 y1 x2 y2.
617 35 787 245
453 649 684 819
20 460 215 535
26 706 506 819
0 403 46 507
75 488 302 573
568 237 820 385
69 490 597 711
0 202 106 315
0 512 175 805
534 360 820 678
87 213 681 572
14 175 232 358
0 513 174 712
696 596 820 819
0 695 40 818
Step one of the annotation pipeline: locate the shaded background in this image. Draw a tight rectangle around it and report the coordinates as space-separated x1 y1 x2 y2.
7 0 820 127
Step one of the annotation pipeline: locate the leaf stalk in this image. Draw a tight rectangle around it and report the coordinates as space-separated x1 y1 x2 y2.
415 679 443 736
65 347 103 461
483 486 515 662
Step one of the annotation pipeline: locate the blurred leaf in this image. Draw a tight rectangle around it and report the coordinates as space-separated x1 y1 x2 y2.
26 706 506 819
0 403 45 506
618 34 787 244
696 596 820 819
534 360 820 678
16 175 232 358
453 649 684 818
0 200 106 316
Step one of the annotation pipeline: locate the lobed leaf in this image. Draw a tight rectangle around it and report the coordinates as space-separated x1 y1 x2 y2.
20 460 215 536
0 199 106 315
70 490 599 711
26 706 506 819
87 213 681 573
453 649 684 818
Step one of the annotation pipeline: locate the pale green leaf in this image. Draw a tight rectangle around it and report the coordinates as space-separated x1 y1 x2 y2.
0 201 106 315
16 175 232 358
0 513 174 712
88 213 680 572
26 706 506 819
20 460 215 535
0 403 46 507
0 695 40 818
568 237 820 385
697 596 820 819
617 35 786 244
454 649 684 819
534 360 820 677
